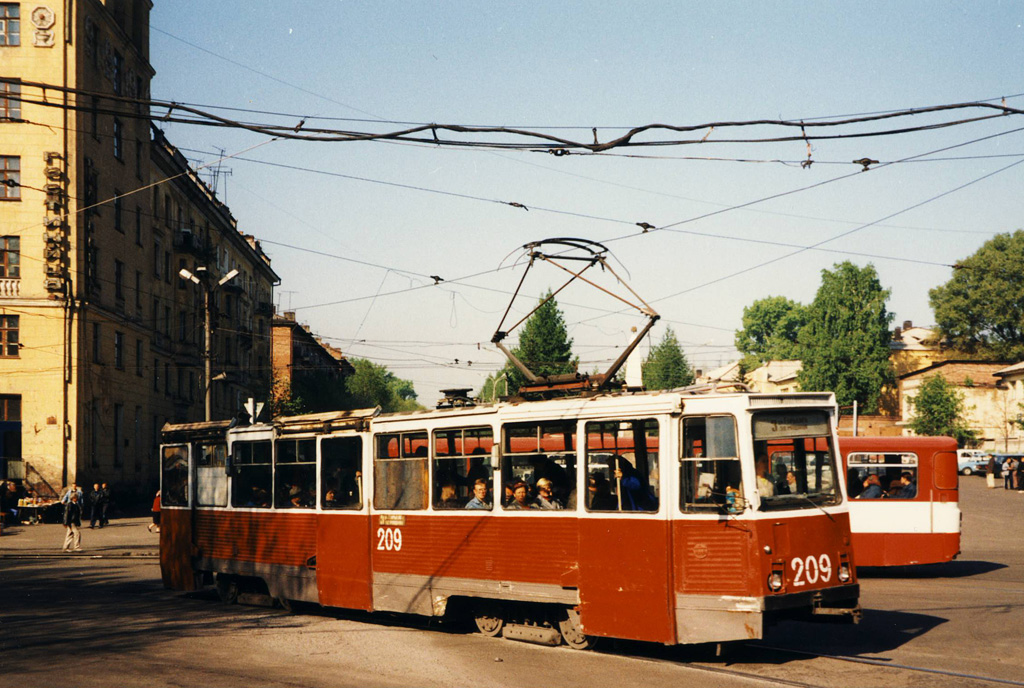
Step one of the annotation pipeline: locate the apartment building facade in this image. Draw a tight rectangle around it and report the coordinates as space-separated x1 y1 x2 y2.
0 0 279 499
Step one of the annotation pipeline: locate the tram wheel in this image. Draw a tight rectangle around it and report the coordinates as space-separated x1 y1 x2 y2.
215 575 239 605
275 597 294 613
473 601 505 637
557 608 597 650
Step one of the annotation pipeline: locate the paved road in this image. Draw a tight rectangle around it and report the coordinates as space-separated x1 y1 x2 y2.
1 477 1022 688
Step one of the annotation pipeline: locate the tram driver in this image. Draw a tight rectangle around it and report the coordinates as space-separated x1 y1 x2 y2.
755 455 775 497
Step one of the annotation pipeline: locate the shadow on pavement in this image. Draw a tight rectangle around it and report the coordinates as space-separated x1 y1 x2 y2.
857 560 1006 579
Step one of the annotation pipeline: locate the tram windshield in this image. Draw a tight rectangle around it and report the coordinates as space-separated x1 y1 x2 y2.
752 410 840 510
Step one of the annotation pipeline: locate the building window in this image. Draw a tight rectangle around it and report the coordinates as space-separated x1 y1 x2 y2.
0 314 18 357
113 118 123 160
114 259 124 300
113 192 123 232
178 311 186 342
92 322 101 363
136 339 143 376
114 331 124 369
134 406 142 472
0 394 20 421
153 359 159 392
135 139 142 179
135 206 142 245
0 4 20 47
112 51 123 96
0 236 19 277
0 155 19 200
113 403 124 468
0 80 20 120
164 362 170 396
90 96 98 139
135 270 142 310
153 238 162 278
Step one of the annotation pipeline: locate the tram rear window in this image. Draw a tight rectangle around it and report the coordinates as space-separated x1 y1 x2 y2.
275 438 316 508
231 441 272 508
374 431 428 510
161 445 188 507
679 416 743 513
195 442 228 507
502 421 576 511
753 410 840 509
847 452 918 500
585 419 659 512
433 427 493 510
321 436 363 509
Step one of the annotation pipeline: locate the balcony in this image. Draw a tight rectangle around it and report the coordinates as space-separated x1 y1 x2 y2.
0 279 20 298
173 228 207 257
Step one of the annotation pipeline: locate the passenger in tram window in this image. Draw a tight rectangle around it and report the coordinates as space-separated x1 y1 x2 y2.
846 468 863 499
505 481 535 510
587 473 617 511
324 489 340 507
533 478 563 510
502 482 515 507
785 471 797 493
895 471 917 499
755 455 775 498
773 461 790 494
248 486 271 508
856 474 883 499
437 482 461 509
465 480 491 510
612 457 656 511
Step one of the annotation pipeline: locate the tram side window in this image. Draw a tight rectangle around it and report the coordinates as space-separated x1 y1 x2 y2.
502 421 576 510
161 444 189 507
374 431 429 510
231 441 272 508
321 436 363 509
195 442 228 507
679 416 743 512
275 438 317 508
433 427 494 510
847 452 918 500
585 419 659 512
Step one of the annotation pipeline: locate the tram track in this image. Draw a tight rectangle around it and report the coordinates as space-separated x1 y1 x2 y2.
754 644 1024 687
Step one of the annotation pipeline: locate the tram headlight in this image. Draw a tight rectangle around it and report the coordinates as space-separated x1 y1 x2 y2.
837 562 851 583
767 572 784 592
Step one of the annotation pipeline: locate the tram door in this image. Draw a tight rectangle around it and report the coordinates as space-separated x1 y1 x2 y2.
577 418 676 644
316 436 373 610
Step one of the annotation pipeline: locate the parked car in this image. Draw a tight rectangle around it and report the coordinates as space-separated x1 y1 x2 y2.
957 449 988 476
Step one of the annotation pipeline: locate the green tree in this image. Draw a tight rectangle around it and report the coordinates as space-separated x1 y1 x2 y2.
642 327 695 390
930 230 1024 360
485 291 577 396
907 374 979 446
735 295 808 365
345 358 421 412
796 262 895 413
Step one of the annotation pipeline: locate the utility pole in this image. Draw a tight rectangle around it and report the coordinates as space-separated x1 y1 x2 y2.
179 266 239 421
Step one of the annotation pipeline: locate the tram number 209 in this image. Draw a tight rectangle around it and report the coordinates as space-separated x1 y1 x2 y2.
790 554 832 586
376 527 403 552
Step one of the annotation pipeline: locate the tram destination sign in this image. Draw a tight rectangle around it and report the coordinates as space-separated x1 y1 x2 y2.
753 412 830 439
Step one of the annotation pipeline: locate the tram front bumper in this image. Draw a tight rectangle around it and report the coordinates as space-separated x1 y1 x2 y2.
764 584 861 624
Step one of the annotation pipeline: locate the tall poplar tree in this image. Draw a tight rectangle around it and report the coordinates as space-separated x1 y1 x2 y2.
796 262 895 412
642 328 695 390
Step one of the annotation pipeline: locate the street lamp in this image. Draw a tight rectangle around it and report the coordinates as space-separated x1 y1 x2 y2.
179 266 239 421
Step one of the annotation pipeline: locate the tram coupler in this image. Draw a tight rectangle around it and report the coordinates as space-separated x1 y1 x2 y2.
501 623 562 646
810 594 862 624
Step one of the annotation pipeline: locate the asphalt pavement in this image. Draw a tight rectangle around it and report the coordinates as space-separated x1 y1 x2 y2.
0 516 158 558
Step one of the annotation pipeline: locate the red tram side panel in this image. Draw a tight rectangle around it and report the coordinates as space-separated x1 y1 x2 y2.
840 436 961 567
159 393 860 647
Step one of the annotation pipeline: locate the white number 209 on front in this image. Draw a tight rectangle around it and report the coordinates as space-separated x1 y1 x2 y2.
790 554 832 587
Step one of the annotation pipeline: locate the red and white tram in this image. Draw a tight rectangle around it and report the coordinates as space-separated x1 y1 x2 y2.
840 435 961 567
160 389 860 647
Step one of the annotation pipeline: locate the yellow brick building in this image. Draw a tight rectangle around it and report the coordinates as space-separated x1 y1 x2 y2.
0 1 278 501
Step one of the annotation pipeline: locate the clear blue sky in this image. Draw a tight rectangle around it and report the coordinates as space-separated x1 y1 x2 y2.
149 1 1024 404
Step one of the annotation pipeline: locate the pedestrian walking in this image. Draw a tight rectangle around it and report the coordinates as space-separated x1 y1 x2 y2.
60 483 83 504
1004 457 1017 490
148 490 161 533
1017 458 1024 493
88 482 103 528
99 482 111 526
986 455 997 489
62 492 83 552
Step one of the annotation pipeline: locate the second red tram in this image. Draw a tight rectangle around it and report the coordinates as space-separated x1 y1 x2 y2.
160 389 860 647
840 435 961 567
